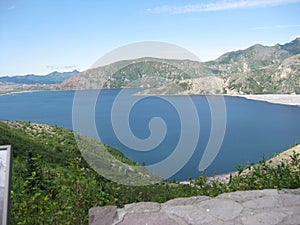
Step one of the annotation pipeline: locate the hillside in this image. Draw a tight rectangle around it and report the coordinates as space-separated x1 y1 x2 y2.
216 38 300 94
0 121 199 224
60 38 300 94
0 70 79 85
0 70 79 95
59 57 214 91
0 121 299 224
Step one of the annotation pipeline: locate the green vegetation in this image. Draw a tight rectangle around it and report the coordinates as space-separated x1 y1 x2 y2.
103 61 191 89
0 121 299 224
192 149 300 196
0 121 198 224
177 81 192 91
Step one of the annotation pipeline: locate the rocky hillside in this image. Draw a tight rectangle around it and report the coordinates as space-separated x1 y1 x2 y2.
59 38 300 94
59 58 215 92
216 38 300 94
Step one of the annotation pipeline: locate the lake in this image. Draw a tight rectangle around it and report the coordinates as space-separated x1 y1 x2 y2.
1 90 300 181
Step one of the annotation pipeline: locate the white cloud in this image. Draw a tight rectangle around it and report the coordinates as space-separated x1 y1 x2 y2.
146 0 300 14
46 65 79 71
252 24 300 30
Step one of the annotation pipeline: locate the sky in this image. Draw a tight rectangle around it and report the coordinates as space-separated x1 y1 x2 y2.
0 0 300 76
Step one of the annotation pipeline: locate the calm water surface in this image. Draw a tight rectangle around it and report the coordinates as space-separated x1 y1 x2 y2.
0 90 299 180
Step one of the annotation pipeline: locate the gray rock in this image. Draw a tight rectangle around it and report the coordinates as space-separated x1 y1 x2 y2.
89 188 300 225
89 206 117 225
279 194 300 206
240 211 287 225
280 188 300 195
281 214 300 225
124 202 160 213
164 205 216 225
242 195 280 209
217 189 279 203
116 212 179 225
200 198 243 221
163 196 211 207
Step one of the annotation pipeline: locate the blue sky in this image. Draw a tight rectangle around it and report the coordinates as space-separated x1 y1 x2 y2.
1 0 300 76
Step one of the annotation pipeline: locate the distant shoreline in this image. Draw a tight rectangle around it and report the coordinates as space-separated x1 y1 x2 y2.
1 89 300 107
235 94 300 106
0 90 43 96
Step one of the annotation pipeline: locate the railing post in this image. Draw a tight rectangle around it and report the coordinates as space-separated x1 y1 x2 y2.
0 145 12 225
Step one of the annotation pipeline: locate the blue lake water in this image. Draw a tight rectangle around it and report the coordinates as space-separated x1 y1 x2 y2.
0 90 300 181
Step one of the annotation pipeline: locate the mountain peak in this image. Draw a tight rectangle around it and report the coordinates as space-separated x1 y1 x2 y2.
278 37 300 55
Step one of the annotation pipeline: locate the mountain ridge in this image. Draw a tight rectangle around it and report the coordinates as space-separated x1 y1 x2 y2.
0 70 79 84
59 38 300 94
2 38 299 95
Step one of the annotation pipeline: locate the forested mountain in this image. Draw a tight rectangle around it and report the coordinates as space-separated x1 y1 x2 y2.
60 38 300 94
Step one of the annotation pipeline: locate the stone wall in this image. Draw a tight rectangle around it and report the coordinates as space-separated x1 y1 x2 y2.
89 188 300 225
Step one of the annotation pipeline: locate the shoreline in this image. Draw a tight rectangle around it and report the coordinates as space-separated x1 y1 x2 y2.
180 144 300 185
0 89 44 96
235 94 300 106
179 171 239 185
1 89 299 107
